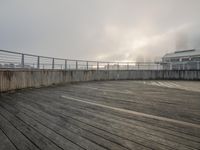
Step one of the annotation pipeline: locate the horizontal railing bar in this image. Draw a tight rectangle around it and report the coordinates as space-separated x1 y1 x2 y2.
0 49 160 64
1 49 200 71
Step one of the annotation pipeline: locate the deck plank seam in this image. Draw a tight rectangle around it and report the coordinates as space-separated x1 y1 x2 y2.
0 103 86 150
0 109 42 150
1 97 153 150
0 127 19 150
0 98 145 150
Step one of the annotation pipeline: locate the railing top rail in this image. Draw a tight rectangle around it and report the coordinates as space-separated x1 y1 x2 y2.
0 49 63 60
0 49 159 64
1 49 200 70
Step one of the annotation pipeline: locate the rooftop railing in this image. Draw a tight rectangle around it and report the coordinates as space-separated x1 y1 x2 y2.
0 49 200 70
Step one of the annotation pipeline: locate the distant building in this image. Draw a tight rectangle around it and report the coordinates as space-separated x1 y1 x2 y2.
162 49 200 70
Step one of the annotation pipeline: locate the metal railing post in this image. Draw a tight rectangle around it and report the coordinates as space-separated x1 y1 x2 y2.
2 49 189 71
76 61 78 70
65 60 67 70
86 61 88 70
117 63 119 70
52 58 55 69
170 63 172 70
97 62 99 70
21 54 24 68
37 56 40 69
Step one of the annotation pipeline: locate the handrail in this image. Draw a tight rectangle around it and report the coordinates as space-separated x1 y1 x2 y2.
0 49 157 63
0 49 200 70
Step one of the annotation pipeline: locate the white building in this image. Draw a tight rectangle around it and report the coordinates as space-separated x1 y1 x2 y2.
162 49 200 70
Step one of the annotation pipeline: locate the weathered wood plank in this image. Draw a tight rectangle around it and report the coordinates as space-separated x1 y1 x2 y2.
19 89 200 142
0 103 83 150
0 105 65 150
0 113 39 150
0 129 17 150
4 95 172 150
0 96 150 150
1 88 200 149
23 89 200 145
0 80 200 150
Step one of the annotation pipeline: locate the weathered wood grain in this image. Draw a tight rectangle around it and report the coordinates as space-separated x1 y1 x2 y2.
0 129 17 150
0 80 200 150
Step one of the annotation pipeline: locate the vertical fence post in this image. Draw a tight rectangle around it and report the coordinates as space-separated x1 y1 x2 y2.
37 56 40 69
198 62 200 70
65 60 67 70
107 63 109 70
117 63 119 70
97 62 99 70
127 63 129 70
76 61 78 70
170 63 172 70
21 54 24 68
52 58 54 69
86 61 88 70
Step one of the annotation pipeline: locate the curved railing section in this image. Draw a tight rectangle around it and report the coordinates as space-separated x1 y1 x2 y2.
0 49 200 70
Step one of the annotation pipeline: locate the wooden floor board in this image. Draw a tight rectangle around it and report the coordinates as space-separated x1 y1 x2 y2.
6 95 151 150
0 129 17 150
5 94 188 150
21 89 200 140
0 112 40 150
0 80 200 150
0 105 64 150
0 101 84 150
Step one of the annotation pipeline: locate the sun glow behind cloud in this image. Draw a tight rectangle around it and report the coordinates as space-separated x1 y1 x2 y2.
0 0 200 61
96 23 194 62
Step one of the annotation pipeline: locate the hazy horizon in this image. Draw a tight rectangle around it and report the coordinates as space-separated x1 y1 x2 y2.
1 0 200 61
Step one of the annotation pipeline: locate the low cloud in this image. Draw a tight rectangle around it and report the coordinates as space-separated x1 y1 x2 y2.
0 0 200 61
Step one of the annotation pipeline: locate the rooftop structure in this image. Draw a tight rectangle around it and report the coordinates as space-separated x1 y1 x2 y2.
162 49 200 70
163 49 200 62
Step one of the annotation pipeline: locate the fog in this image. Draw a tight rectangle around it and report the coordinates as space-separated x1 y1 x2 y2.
0 0 200 61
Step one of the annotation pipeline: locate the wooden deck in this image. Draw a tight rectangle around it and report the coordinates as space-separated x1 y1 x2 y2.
0 80 200 150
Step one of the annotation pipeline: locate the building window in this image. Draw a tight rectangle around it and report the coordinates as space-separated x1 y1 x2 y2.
191 57 200 61
181 58 190 62
170 58 180 62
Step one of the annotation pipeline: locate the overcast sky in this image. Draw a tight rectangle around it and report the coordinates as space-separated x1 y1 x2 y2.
0 0 200 61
